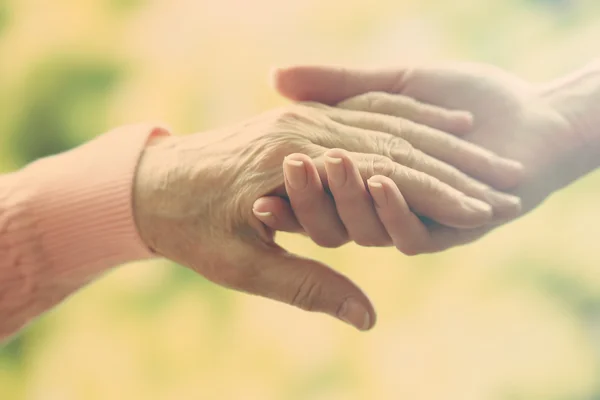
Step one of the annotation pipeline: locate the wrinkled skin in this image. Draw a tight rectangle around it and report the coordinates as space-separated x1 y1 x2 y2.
133 97 522 331
256 63 599 252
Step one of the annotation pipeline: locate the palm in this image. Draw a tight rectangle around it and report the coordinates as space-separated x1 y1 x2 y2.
398 63 581 213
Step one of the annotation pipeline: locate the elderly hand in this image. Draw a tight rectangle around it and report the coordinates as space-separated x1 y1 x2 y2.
132 101 522 330
256 62 600 253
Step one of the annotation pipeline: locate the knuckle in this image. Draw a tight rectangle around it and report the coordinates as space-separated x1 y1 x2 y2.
274 105 322 128
253 135 306 170
342 91 385 111
403 122 425 147
392 141 418 169
363 92 382 110
291 271 322 311
370 155 397 178
272 105 329 142
380 133 403 156
275 104 307 123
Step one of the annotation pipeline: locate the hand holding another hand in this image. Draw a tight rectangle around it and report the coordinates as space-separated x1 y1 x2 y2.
132 96 522 330
258 62 600 253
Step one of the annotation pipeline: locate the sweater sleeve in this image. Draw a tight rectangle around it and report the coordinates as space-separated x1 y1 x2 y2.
0 123 170 342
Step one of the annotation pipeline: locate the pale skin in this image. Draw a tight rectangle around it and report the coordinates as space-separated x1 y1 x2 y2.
5 60 594 338
253 59 600 329
133 100 523 332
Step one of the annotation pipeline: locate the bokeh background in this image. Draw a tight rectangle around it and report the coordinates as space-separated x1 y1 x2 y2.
1 0 600 399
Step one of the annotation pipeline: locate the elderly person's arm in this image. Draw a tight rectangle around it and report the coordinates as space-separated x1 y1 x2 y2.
0 124 167 341
0 100 523 341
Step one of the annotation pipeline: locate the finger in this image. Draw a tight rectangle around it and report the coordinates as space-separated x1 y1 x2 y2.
227 242 376 331
323 149 392 247
273 65 470 134
253 196 304 234
320 151 494 229
283 153 349 248
313 122 521 221
365 176 497 254
366 175 432 255
331 94 523 189
337 92 473 135
272 65 407 105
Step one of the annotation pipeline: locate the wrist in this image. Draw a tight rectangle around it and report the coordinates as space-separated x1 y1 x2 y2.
539 59 600 155
133 134 182 254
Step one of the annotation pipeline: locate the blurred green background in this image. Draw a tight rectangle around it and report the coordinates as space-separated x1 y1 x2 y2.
1 0 600 399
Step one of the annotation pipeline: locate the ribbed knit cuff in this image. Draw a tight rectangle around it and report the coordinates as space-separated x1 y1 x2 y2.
22 123 171 281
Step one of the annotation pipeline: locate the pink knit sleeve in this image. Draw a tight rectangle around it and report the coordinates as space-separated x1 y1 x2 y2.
0 123 171 342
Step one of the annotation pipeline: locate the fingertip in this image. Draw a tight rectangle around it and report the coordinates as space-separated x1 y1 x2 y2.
450 111 475 135
253 208 274 220
460 197 494 227
269 65 319 102
367 178 387 208
268 66 281 90
284 152 314 164
483 190 522 221
252 198 279 228
324 148 350 159
252 197 275 215
492 158 526 190
252 196 305 233
337 297 376 331
269 65 294 96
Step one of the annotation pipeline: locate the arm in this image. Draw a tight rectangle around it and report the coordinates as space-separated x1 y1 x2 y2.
0 101 526 339
0 124 167 341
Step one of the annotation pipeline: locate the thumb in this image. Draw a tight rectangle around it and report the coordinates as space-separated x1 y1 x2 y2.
271 65 408 105
227 241 375 331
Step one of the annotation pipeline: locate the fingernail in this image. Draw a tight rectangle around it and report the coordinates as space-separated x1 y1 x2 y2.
463 197 492 215
325 156 346 186
368 180 387 207
484 191 521 210
338 298 371 331
284 157 308 190
253 209 274 219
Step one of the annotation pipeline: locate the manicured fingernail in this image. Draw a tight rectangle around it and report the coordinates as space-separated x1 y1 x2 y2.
253 209 274 219
463 197 492 214
368 180 387 207
284 157 307 190
338 298 371 331
325 156 346 186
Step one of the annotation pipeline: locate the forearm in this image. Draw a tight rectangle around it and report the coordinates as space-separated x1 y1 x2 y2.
0 124 166 342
